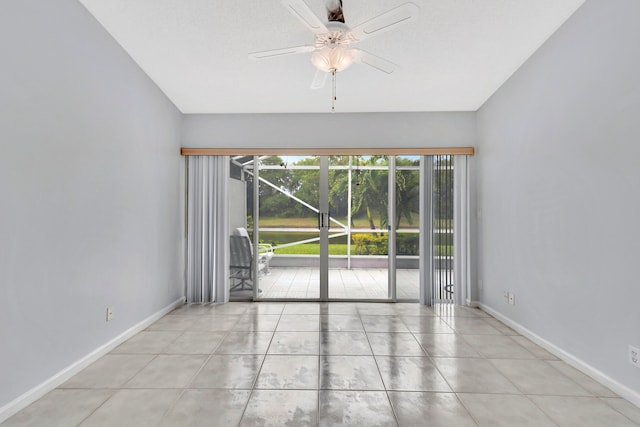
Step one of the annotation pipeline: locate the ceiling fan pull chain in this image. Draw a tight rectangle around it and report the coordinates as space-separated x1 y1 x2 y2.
331 69 337 112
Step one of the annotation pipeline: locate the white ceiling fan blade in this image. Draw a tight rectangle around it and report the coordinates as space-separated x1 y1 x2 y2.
349 2 419 42
248 45 316 60
353 49 397 74
282 0 328 34
310 69 328 90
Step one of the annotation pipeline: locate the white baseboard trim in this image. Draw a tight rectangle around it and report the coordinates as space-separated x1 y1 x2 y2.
478 303 640 408
0 296 186 424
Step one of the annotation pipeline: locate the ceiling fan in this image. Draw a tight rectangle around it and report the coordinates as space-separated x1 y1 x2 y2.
249 0 419 110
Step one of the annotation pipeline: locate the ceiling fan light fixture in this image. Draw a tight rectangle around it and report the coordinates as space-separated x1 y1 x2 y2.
249 0 420 110
311 45 354 73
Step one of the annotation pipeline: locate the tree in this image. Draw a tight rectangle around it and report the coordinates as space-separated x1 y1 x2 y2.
258 156 314 218
253 155 425 234
396 169 419 227
351 156 389 235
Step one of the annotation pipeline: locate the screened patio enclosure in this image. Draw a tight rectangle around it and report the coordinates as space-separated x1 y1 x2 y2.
226 154 461 303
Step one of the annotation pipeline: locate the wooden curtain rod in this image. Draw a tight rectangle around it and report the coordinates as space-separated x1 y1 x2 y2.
181 147 474 156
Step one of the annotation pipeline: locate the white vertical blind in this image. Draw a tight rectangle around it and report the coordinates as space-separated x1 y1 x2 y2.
453 155 470 305
186 156 230 303
419 156 434 305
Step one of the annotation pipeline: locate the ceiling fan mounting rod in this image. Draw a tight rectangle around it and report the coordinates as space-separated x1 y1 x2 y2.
326 0 345 23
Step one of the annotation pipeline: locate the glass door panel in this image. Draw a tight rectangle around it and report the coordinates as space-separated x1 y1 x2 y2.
395 155 421 301
255 155 321 299
327 158 350 298
229 155 257 301
339 155 390 300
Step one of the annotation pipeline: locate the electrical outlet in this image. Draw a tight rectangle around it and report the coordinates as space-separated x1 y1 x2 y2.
503 291 510 303
630 345 640 368
106 307 113 322
508 293 516 305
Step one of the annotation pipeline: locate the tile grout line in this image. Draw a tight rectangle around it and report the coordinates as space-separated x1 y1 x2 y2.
358 305 402 426
404 310 481 427
598 397 640 426
68 334 171 427
236 306 283 426
125 306 243 426
405 308 504 427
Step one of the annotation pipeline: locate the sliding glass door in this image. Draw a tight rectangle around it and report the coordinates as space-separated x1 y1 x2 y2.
252 155 394 301
253 155 322 299
228 153 461 304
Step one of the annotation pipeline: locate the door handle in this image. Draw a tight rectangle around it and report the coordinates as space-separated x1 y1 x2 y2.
318 212 330 230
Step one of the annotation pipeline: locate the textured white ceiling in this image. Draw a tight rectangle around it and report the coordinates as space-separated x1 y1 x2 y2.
78 0 585 113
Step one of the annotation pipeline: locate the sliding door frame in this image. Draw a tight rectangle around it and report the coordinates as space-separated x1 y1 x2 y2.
186 149 473 305
319 156 329 301
388 156 397 301
250 155 397 302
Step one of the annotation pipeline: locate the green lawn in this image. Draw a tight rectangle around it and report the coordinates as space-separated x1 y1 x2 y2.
258 217 319 227
275 243 348 255
272 243 453 256
255 217 451 256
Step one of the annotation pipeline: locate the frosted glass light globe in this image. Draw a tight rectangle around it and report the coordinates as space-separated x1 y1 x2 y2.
311 45 354 72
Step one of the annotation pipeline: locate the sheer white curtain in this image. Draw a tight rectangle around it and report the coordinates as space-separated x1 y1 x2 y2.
453 155 470 305
186 156 229 303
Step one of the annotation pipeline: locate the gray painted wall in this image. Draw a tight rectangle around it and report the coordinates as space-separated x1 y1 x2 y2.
229 178 247 232
181 112 476 148
477 0 640 395
0 0 184 408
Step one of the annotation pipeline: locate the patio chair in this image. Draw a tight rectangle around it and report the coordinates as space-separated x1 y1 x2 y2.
229 235 254 291
234 227 273 274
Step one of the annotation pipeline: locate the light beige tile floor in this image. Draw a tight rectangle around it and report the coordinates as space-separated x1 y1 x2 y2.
3 302 639 427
